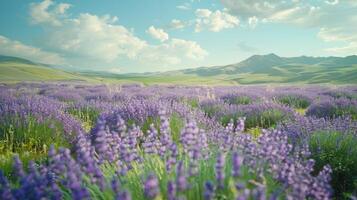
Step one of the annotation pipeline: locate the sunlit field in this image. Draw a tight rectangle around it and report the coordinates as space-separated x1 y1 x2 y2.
2 0 357 199
0 83 356 200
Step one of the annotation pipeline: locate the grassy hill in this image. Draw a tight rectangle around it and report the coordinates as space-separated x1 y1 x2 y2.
0 55 125 83
0 55 107 83
0 54 356 85
0 62 90 82
142 54 357 84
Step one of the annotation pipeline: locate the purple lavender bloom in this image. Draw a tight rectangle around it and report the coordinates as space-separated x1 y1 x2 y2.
46 171 62 200
0 171 14 200
232 152 243 178
167 180 177 200
13 155 25 179
112 177 121 195
91 116 112 163
180 120 199 155
142 124 159 155
188 148 200 176
112 178 132 200
215 153 225 189
117 190 131 200
236 189 250 200
159 110 173 158
203 181 215 200
144 173 160 199
0 83 346 200
235 117 245 133
166 143 178 172
235 182 245 191
176 161 188 192
251 186 266 200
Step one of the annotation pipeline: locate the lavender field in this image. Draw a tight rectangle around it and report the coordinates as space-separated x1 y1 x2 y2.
2 0 357 199
0 83 356 200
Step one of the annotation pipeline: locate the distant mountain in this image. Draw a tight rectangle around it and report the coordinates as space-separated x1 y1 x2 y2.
178 54 357 76
0 54 356 84
154 54 357 84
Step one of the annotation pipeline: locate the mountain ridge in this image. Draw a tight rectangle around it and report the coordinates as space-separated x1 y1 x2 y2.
0 54 356 84
174 53 357 76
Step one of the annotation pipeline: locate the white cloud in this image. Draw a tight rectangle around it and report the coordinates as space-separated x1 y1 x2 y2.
177 3 191 10
318 26 357 54
27 0 208 71
170 19 186 29
325 42 357 54
0 35 65 65
248 16 258 28
269 6 324 27
146 26 169 42
221 0 357 55
30 0 70 26
195 9 239 32
196 9 212 18
139 38 208 66
55 2 71 14
221 0 293 19
170 38 207 59
220 0 323 26
43 13 147 62
317 27 356 42
325 0 339 5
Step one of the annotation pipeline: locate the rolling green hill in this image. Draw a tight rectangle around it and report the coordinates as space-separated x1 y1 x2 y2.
0 56 141 84
0 54 356 85
137 54 357 84
0 55 93 82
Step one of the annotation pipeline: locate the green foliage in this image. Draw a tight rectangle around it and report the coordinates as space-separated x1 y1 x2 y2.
220 113 242 127
186 98 200 108
0 151 48 179
224 96 253 105
0 117 69 153
169 113 184 143
275 95 311 109
309 131 357 198
141 116 161 134
131 113 184 143
220 109 286 130
295 108 307 115
327 91 357 100
335 105 357 120
307 102 357 120
67 106 99 132
202 105 223 119
257 109 286 129
84 151 282 200
0 116 69 177
247 127 262 138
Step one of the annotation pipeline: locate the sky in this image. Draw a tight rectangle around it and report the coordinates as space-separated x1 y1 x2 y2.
0 0 356 73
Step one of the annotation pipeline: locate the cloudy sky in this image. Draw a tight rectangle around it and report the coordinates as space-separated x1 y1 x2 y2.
0 0 356 73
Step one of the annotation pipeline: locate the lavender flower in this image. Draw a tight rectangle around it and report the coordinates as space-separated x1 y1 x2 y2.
215 153 225 189
0 171 14 200
13 155 25 179
166 143 178 172
203 181 215 200
176 161 188 192
144 174 160 199
232 152 243 178
167 180 176 200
